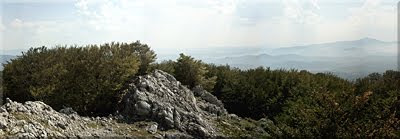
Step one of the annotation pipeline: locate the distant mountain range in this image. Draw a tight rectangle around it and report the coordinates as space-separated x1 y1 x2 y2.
0 55 16 70
0 49 25 70
176 38 397 80
210 54 396 80
269 38 396 57
202 38 398 80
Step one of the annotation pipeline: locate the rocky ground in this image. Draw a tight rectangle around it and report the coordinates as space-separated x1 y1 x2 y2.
0 70 272 138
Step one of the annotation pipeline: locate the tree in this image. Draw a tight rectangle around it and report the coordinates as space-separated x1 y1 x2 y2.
130 41 157 75
150 60 176 75
2 42 150 116
174 53 216 91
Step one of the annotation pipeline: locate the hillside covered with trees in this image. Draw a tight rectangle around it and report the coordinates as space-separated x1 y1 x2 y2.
2 42 399 137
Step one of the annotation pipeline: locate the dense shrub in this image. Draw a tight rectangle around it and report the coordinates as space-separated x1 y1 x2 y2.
336 70 400 137
206 65 399 137
2 42 156 116
150 60 176 75
174 54 216 91
208 66 353 119
151 54 216 91
152 56 400 137
133 42 157 75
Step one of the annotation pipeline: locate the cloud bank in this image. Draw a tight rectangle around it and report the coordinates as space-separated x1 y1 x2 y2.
1 0 397 50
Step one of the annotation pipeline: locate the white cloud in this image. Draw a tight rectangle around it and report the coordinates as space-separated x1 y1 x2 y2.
10 19 35 28
256 0 396 45
0 25 5 32
72 0 245 48
0 18 5 32
282 0 322 24
75 0 90 16
345 0 396 40
206 0 240 15
310 0 320 9
2 0 74 3
2 0 397 50
0 17 4 51
349 0 382 23
4 18 98 49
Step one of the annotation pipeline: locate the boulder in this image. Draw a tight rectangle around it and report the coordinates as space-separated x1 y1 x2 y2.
120 70 228 138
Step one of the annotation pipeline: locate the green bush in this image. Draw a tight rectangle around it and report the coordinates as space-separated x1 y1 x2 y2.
204 64 399 137
150 60 176 76
2 42 155 116
174 53 216 91
151 54 216 91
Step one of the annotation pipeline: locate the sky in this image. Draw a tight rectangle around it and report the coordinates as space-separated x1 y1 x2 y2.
0 0 398 51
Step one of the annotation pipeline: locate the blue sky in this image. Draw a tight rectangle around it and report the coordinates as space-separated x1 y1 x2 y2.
0 0 397 50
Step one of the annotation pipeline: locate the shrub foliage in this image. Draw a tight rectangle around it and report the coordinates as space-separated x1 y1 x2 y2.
151 53 216 91
2 41 156 116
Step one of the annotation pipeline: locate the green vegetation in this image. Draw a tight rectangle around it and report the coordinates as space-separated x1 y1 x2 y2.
2 42 399 137
2 41 156 116
214 116 270 138
153 58 400 138
174 54 216 91
151 53 216 91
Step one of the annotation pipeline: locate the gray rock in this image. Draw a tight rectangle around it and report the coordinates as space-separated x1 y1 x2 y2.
193 86 225 108
164 132 193 139
0 118 7 129
0 107 7 113
5 98 12 104
135 101 151 115
56 122 67 130
59 107 77 115
146 123 158 134
0 100 122 138
120 70 228 138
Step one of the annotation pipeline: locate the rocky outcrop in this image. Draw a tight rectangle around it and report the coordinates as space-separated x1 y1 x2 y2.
119 70 228 138
0 70 269 138
0 98 194 138
0 98 117 138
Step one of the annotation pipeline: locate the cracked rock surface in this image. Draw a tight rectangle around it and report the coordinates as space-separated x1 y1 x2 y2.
0 98 193 138
119 70 228 138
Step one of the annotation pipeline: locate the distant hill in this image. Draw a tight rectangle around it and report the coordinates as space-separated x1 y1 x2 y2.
0 49 26 70
0 55 16 70
195 38 398 80
209 53 396 80
269 37 396 57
